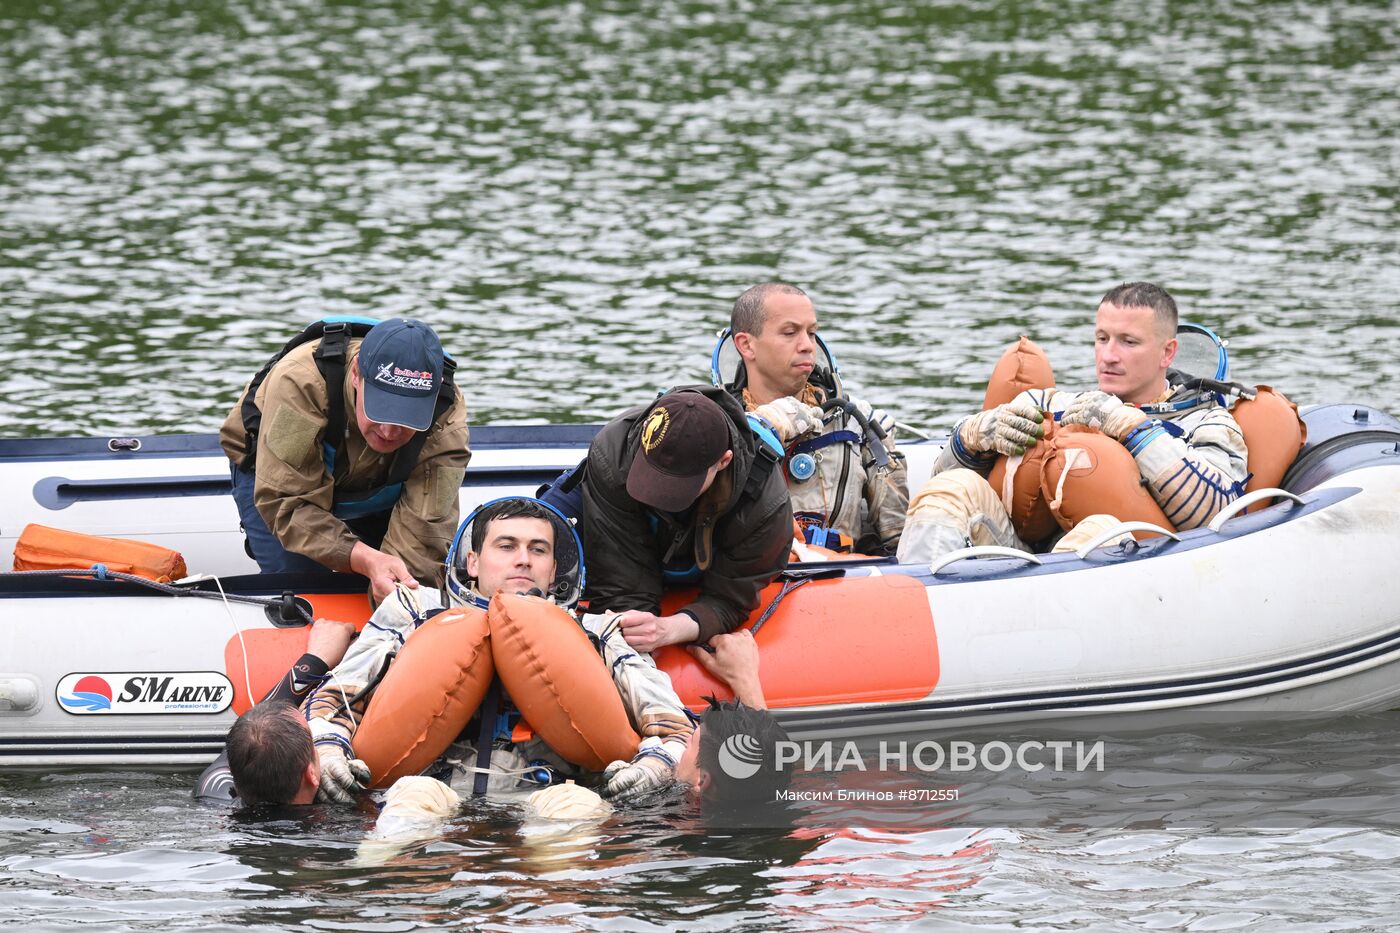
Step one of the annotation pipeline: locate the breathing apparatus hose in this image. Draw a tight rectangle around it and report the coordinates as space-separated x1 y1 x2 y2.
821 397 890 469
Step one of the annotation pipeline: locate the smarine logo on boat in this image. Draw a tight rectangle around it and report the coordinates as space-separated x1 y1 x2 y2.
57 672 234 715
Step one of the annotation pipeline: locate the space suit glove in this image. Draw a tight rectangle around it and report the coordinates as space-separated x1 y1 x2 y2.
957 397 1045 456
751 397 825 444
1060 391 1147 441
601 737 682 800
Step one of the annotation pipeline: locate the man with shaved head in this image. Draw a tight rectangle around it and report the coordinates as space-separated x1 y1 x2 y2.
723 283 909 557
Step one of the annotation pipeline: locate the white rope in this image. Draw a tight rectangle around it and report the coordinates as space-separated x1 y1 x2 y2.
209 574 254 705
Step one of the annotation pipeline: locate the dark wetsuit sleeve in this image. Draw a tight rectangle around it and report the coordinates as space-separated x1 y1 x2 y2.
260 653 331 706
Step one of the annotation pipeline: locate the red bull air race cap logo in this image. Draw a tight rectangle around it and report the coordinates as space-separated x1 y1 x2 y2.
57 672 234 715
375 361 435 393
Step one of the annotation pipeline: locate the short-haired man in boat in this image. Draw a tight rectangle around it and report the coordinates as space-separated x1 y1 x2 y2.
899 282 1249 562
220 318 470 603
297 497 723 804
724 283 909 557
576 387 794 652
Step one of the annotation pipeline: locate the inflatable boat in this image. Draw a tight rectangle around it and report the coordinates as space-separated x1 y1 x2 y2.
2 398 1399 770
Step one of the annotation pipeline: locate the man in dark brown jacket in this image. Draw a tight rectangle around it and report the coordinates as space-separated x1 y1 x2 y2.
578 386 792 651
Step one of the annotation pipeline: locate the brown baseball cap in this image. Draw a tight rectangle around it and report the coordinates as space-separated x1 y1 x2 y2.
626 392 731 512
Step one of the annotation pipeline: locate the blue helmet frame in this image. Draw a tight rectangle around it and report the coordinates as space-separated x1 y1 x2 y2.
1174 321 1229 382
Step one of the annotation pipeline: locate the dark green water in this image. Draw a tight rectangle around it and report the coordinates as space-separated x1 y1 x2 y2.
2 0 1398 928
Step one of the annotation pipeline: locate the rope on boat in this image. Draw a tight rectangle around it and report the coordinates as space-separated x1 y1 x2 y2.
0 567 315 623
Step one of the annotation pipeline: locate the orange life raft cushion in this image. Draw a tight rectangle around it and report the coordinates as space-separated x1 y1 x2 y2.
353 606 494 788
13 523 188 582
1231 385 1307 511
1039 425 1174 536
489 592 640 772
982 335 1056 410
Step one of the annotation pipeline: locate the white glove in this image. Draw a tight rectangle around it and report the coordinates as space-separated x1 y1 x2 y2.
602 737 681 800
751 397 824 444
315 739 372 804
849 396 896 438
528 780 612 820
958 398 1046 456
1060 391 1146 441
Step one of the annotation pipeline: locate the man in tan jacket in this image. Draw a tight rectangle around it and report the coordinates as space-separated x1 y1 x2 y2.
221 318 469 601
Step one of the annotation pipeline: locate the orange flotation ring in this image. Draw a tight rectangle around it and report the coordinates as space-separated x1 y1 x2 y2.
1231 385 1307 511
983 337 1059 541
987 420 1062 544
979 338 1173 540
353 607 494 788
489 592 640 772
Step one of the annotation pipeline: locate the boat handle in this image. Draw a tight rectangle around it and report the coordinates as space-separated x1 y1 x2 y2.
1206 488 1307 532
930 546 1043 575
1073 521 1181 559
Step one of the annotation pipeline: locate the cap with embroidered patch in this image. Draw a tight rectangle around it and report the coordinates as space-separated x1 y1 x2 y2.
357 318 444 431
626 392 731 512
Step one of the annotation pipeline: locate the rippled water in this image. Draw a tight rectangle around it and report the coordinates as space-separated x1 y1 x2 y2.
1 0 1397 437
6 720 1400 932
2 0 1398 928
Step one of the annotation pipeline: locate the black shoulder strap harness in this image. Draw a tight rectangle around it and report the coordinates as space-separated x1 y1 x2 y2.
238 319 457 486
743 434 781 502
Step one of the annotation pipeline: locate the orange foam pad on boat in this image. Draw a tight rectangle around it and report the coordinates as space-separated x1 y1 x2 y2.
1231 386 1307 511
982 335 1055 411
490 592 641 772
656 573 938 711
354 607 493 788
12 523 188 582
224 592 374 714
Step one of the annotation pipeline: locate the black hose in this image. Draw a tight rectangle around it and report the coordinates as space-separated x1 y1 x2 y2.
820 397 890 468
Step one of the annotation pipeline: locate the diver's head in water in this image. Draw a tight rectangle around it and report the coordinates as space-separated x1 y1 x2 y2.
225 702 318 806
675 698 793 804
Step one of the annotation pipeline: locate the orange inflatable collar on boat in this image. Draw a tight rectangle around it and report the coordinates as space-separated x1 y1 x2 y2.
12 523 188 582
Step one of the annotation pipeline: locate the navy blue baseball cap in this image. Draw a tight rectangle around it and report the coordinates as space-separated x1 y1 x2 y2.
357 318 445 431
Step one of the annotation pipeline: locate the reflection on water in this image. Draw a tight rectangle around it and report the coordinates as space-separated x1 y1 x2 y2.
5 715 1400 929
0 0 1396 437
2 767 1400 924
